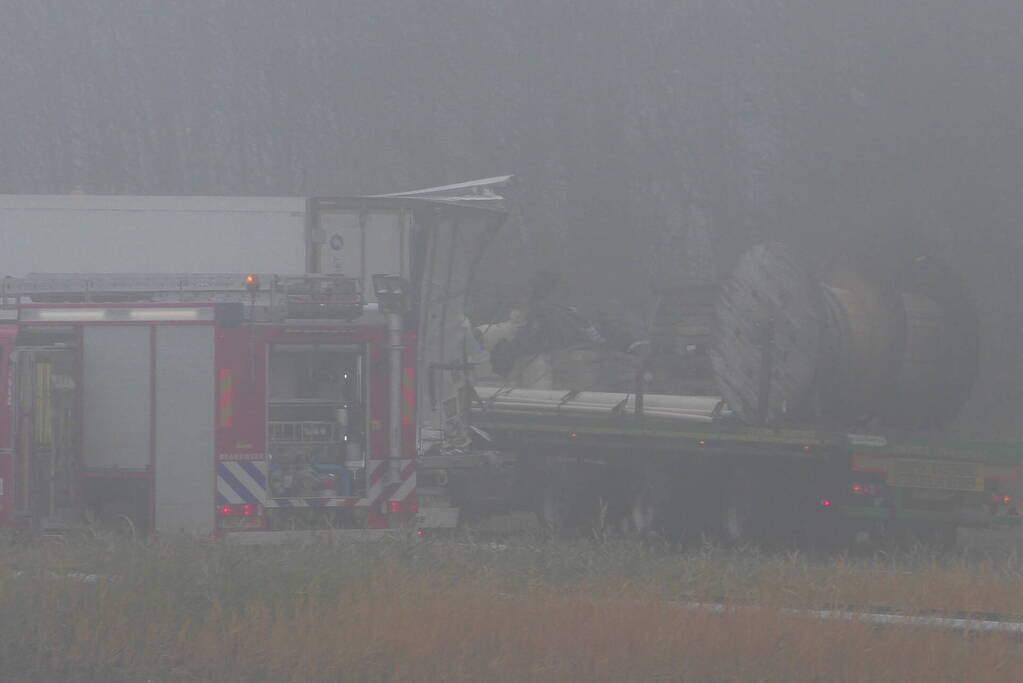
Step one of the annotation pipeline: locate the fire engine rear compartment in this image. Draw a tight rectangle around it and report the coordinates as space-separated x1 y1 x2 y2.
266 343 366 501
9 322 377 536
9 323 218 535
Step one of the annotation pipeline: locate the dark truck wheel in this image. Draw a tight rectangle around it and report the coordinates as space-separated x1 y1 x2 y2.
624 481 658 536
535 471 587 537
716 469 791 547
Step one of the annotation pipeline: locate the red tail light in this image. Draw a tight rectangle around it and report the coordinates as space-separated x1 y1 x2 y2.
820 498 833 508
388 500 419 514
219 503 259 517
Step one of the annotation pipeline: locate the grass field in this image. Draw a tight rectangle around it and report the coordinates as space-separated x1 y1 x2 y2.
3 534 1023 682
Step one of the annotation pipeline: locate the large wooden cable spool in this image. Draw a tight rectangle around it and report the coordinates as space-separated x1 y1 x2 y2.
817 264 903 422
711 244 979 428
884 258 979 428
711 243 826 425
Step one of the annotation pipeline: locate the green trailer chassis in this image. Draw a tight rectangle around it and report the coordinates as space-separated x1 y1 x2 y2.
470 409 1023 530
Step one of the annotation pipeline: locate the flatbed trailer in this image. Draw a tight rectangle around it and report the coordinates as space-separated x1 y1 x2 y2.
468 386 1021 544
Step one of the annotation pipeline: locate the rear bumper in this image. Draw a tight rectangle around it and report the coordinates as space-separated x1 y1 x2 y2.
222 529 408 545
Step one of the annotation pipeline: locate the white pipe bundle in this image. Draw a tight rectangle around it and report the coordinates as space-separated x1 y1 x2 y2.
473 386 725 423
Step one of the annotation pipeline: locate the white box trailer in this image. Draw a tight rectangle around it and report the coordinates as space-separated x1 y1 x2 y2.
0 194 307 276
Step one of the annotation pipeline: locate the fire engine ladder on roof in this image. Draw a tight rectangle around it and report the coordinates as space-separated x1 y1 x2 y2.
0 273 364 321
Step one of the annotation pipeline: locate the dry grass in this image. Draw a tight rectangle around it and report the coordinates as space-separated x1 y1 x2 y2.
2 536 1023 682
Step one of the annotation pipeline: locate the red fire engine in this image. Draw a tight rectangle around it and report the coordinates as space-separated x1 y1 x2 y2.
0 181 511 540
0 273 418 537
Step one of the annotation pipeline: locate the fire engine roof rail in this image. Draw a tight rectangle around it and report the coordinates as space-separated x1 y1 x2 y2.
1 273 363 321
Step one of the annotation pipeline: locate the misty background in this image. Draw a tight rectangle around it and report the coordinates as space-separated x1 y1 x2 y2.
1 1 1022 436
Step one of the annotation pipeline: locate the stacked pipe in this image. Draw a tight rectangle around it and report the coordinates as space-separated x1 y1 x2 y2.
473 386 724 423
711 243 978 429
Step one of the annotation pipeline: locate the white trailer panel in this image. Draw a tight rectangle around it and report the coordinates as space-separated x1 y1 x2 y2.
82 326 151 470
312 208 411 304
154 326 215 536
0 195 305 276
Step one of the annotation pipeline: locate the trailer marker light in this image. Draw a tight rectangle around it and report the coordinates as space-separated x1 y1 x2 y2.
416 529 425 536
389 501 403 514
820 498 833 508
219 505 234 517
242 503 255 517
851 483 876 496
698 439 706 446
569 432 577 439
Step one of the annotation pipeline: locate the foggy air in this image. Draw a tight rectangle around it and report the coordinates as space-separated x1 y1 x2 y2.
2 3 1023 681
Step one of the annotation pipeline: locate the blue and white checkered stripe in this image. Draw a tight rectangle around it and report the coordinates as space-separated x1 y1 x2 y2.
216 461 268 506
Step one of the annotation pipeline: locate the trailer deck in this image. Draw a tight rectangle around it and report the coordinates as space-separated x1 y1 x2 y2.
469 386 1023 531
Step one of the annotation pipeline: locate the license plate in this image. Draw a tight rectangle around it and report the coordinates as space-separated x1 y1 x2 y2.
887 458 983 491
220 516 262 530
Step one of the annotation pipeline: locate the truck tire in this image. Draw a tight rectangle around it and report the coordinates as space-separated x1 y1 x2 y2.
536 476 579 537
718 471 768 546
625 483 657 536
621 473 676 538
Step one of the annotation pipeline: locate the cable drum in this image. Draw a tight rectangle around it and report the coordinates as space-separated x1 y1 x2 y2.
882 258 980 428
816 271 903 423
711 244 979 429
710 243 826 425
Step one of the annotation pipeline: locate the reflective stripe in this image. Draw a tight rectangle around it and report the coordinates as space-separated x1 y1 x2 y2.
357 458 386 508
389 459 416 502
216 461 266 505
238 460 267 488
